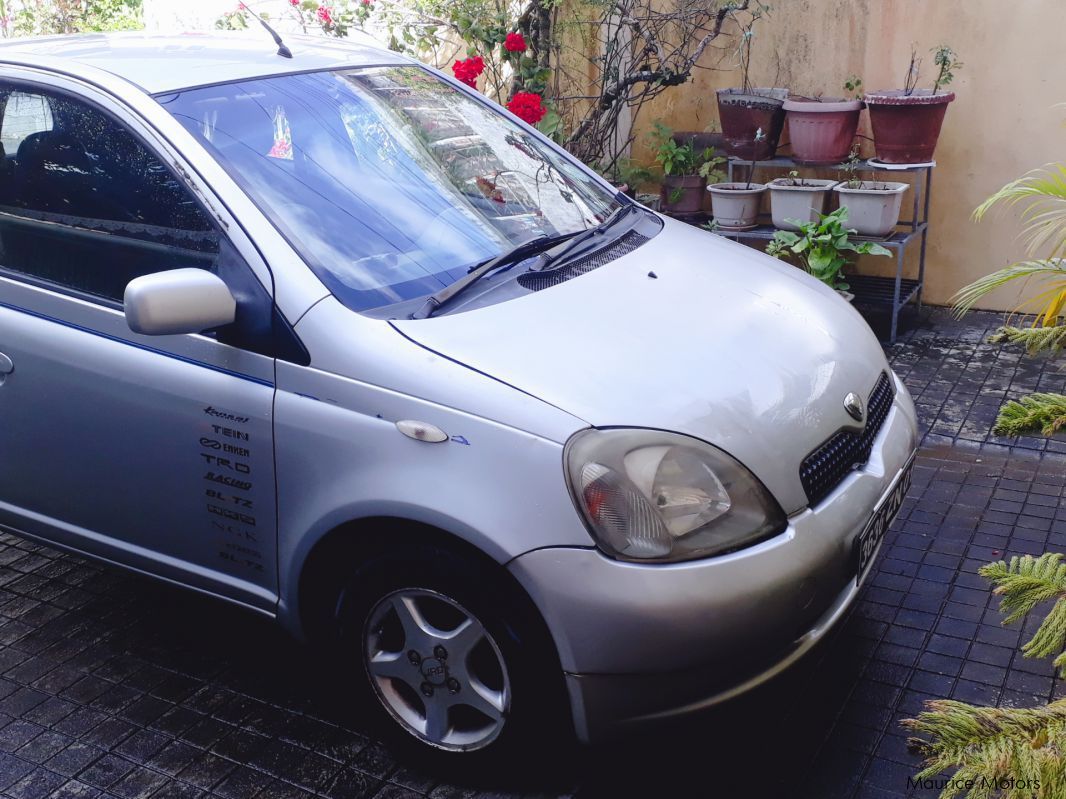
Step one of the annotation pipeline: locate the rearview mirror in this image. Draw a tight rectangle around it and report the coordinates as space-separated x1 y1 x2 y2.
124 268 236 336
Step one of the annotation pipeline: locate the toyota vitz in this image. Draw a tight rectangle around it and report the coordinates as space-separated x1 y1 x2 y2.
0 32 917 765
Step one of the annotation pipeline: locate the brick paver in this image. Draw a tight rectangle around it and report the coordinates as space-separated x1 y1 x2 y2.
0 308 1062 799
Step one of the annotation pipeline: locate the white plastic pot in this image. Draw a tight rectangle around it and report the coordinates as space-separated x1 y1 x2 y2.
707 183 767 230
833 181 909 237
767 178 837 231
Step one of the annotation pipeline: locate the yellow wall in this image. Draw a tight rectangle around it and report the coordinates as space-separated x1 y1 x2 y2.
627 0 1063 311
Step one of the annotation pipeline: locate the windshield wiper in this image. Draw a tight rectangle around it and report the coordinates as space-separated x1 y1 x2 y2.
409 233 574 319
526 203 634 273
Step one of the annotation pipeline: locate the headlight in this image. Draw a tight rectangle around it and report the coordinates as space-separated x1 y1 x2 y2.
565 428 786 563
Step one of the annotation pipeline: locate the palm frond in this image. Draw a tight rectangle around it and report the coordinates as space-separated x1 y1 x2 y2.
993 394 1066 438
989 325 1066 355
951 259 1066 322
980 553 1066 671
974 163 1066 261
903 698 1066 799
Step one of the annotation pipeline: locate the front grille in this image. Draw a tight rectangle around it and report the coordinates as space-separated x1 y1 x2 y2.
517 230 649 291
800 372 895 507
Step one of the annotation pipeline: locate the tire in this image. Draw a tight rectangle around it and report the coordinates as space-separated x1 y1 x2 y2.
334 543 570 775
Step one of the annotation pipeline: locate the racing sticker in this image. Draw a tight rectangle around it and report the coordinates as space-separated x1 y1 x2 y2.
200 406 264 574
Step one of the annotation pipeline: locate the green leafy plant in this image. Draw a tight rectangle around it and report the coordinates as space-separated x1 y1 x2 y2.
648 122 724 179
932 45 963 94
903 554 1066 797
12 0 142 35
901 43 962 96
839 147 864 189
766 206 890 291
953 152 1066 436
699 150 728 184
843 74 863 100
779 169 819 188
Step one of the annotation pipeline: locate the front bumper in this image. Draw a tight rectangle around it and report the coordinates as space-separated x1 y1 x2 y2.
507 389 917 743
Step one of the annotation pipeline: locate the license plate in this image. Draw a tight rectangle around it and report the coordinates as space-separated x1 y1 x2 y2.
856 455 914 583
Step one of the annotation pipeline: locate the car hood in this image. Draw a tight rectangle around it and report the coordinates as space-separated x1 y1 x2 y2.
391 216 892 513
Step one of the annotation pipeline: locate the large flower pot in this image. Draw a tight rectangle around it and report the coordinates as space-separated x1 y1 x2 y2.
707 182 767 230
767 178 837 231
783 98 862 165
864 90 954 164
833 181 909 236
660 174 707 215
716 88 788 160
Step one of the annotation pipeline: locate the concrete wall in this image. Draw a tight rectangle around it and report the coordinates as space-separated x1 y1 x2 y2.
627 0 1062 311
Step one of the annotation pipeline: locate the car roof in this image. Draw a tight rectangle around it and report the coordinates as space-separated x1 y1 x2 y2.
0 31 411 94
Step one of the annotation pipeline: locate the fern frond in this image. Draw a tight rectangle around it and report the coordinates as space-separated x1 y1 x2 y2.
989 325 1066 355
952 259 1066 323
980 554 1066 670
974 162 1066 261
903 698 1066 799
992 394 1066 437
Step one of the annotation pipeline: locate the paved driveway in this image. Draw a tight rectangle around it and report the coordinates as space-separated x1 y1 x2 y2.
0 309 1062 799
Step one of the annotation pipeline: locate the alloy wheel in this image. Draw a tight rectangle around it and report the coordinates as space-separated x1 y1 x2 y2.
363 588 511 751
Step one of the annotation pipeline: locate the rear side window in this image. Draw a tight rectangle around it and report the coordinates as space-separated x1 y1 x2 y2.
0 83 219 303
0 92 52 155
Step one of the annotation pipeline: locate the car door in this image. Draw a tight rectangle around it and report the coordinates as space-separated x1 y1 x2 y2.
0 77 282 614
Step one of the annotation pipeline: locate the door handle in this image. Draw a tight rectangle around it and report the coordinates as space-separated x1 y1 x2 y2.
0 352 12 376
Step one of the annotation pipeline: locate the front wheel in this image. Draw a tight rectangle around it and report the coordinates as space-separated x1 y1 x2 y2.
335 545 569 772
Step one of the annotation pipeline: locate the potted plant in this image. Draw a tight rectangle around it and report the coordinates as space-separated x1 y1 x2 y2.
783 76 864 165
766 206 891 300
831 150 909 236
649 122 726 215
716 2 787 160
767 170 838 231
864 45 961 164
594 157 654 198
707 128 768 230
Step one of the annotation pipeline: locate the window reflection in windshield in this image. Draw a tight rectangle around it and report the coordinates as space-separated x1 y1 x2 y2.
160 66 621 311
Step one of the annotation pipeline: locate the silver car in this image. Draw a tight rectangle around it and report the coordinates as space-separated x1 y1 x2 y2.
0 32 917 766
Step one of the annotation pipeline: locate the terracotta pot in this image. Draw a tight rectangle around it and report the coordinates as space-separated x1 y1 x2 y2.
660 174 707 215
716 88 788 160
783 98 862 165
864 90 954 164
767 178 837 231
707 182 767 230
833 181 909 236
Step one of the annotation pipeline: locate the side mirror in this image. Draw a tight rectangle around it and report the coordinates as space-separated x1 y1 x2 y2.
124 268 236 336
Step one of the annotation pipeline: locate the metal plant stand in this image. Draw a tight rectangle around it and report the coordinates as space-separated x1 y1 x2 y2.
717 157 934 343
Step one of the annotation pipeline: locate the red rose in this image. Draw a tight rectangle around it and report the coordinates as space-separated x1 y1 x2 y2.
289 0 299 6
452 56 485 89
507 92 546 125
504 32 526 52
317 5 333 24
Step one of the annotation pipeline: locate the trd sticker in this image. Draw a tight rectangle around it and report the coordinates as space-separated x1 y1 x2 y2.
199 405 262 576
199 454 250 473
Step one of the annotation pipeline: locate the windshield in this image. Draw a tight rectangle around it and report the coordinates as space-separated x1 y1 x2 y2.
158 66 623 312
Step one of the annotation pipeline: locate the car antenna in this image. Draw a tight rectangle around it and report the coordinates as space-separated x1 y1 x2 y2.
242 3 293 59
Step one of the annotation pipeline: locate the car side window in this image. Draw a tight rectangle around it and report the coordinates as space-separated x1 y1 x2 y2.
0 92 53 155
0 84 220 303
